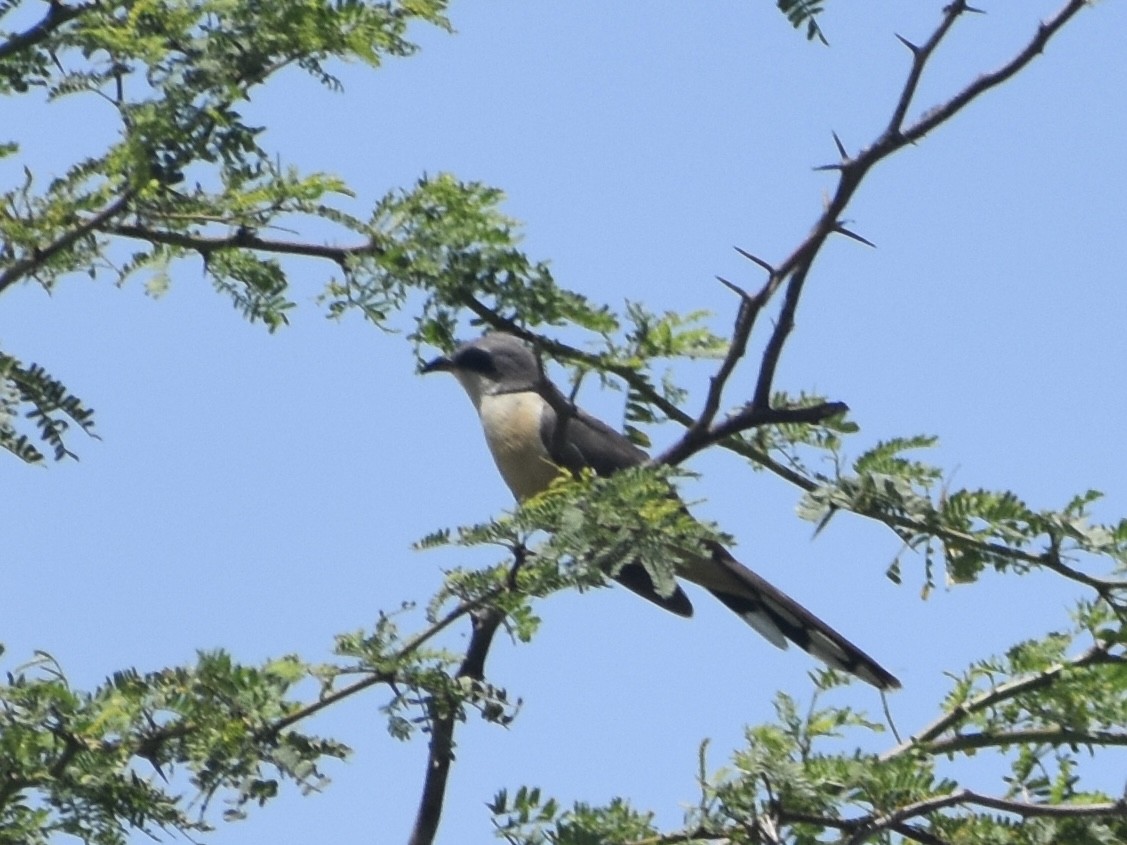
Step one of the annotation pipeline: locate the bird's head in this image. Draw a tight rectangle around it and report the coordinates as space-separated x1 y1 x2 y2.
422 333 542 408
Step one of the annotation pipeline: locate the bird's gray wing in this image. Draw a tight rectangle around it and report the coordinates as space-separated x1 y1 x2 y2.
539 402 649 475
538 400 693 617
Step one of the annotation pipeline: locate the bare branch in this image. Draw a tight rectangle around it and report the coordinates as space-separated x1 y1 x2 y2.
886 2 967 135
656 0 1089 472
901 1 1086 147
751 266 808 411
685 276 766 446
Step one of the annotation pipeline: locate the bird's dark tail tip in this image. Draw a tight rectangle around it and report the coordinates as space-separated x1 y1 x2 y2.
710 588 901 691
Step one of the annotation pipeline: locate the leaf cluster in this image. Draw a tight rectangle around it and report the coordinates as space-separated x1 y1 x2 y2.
785 435 1127 598
0 350 96 462
493 637 1127 844
0 647 345 845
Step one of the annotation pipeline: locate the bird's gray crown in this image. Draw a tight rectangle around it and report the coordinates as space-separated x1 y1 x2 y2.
448 333 541 392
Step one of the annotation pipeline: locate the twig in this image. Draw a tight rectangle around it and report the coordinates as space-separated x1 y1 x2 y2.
886 2 967 134
266 587 502 737
690 276 763 439
656 0 1089 471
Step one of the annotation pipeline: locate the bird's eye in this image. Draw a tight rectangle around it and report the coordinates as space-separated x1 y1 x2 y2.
454 347 495 375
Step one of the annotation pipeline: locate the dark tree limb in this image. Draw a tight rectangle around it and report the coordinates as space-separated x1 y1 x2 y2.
405 550 523 845
653 0 1089 470
105 223 383 270
407 603 508 845
0 191 133 295
0 1 93 61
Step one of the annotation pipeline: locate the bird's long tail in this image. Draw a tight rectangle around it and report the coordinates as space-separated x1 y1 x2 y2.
688 542 901 690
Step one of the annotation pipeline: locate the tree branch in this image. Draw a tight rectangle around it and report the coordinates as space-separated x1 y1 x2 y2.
882 643 1122 761
104 223 382 269
407 602 508 845
848 789 1127 845
924 726 1127 757
0 191 133 296
773 809 953 845
0 1 92 62
898 0 1088 148
655 0 1089 469
263 586 502 739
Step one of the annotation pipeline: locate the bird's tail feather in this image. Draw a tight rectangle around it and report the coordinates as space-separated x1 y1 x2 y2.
613 561 695 617
700 543 900 690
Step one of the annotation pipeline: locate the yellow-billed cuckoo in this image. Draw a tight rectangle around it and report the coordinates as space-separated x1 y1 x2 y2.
423 332 900 690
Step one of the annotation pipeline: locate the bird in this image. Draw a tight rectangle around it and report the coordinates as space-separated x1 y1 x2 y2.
422 332 900 690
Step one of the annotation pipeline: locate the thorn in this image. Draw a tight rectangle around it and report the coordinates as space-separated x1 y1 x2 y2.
732 246 775 275
965 4 986 12
813 163 845 172
833 222 876 248
716 275 753 302
894 33 920 53
831 131 849 160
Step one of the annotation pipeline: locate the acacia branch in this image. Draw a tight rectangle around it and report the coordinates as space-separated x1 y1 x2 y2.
885 1 966 134
882 643 1122 761
925 726 1127 757
0 1 92 61
0 191 133 295
687 276 766 445
656 0 1088 470
264 586 502 739
848 789 1127 845
773 810 951 845
899 0 1088 147
407 604 508 845
105 223 382 268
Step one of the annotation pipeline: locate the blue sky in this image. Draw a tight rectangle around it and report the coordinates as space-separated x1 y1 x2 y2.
4 1 1126 842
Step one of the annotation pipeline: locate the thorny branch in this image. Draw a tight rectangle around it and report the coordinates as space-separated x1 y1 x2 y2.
661 0 1088 470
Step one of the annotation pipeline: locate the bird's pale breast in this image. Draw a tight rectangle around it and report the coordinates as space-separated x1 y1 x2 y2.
477 392 561 501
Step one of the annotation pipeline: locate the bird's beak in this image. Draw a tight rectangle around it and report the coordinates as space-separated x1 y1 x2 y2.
421 354 453 374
